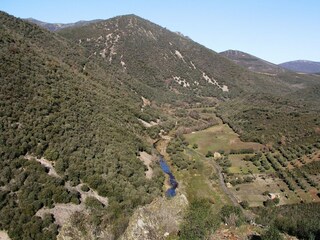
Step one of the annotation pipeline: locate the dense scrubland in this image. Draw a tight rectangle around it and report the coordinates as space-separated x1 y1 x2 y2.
1 11 320 240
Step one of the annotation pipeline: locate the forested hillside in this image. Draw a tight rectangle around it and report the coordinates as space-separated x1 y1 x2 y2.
58 14 305 102
1 11 320 240
0 11 164 239
59 14 320 146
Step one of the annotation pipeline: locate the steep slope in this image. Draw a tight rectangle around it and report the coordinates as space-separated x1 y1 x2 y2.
280 60 320 73
220 49 287 74
58 15 320 146
1 11 320 240
58 15 305 103
25 18 102 31
0 11 164 240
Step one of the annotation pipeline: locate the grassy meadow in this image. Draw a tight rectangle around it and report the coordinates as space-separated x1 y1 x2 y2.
185 123 263 155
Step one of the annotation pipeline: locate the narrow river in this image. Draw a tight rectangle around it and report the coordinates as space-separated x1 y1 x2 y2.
159 155 178 197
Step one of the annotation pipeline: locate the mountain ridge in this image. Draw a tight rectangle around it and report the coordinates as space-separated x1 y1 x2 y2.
57 14 320 145
57 14 308 101
220 49 287 74
25 17 103 31
279 60 320 73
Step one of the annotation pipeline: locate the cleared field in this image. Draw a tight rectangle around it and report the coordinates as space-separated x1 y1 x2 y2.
185 124 263 155
229 154 262 174
182 113 320 209
174 149 232 214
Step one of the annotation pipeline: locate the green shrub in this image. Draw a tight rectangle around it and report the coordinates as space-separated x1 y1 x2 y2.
81 184 90 192
220 205 244 226
180 199 219 240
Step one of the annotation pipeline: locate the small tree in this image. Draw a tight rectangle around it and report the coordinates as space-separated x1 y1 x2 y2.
81 184 90 192
240 200 249 209
220 205 244 226
261 226 283 240
206 151 213 158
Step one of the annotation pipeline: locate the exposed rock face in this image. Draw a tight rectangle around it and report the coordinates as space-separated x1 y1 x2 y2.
57 219 114 240
120 194 189 240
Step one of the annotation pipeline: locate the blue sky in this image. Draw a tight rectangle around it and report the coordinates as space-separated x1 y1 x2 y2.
1 0 319 63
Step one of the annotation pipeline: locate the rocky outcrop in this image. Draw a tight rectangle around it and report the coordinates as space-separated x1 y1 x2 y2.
57 219 114 240
120 194 188 240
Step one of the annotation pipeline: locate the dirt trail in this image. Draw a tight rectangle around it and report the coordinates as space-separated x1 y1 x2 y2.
25 154 60 178
65 182 109 206
36 203 85 226
139 151 155 179
36 182 108 226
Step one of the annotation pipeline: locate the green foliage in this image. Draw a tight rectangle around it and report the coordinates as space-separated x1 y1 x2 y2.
206 151 213 158
216 94 320 147
81 184 90 192
298 161 320 175
260 226 283 240
179 199 219 240
263 198 280 207
0 12 164 239
253 203 320 239
167 136 194 170
240 200 249 209
85 197 105 210
1 10 320 240
220 205 244 227
230 148 254 154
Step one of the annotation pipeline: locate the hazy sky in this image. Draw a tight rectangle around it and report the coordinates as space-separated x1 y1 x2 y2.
1 0 319 64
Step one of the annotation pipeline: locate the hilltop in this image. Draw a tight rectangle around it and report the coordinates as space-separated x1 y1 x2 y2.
220 49 287 75
24 18 102 31
280 60 320 73
59 15 313 99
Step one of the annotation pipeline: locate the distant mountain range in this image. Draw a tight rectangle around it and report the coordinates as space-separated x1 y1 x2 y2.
26 18 320 75
220 50 287 74
25 18 102 31
279 60 320 74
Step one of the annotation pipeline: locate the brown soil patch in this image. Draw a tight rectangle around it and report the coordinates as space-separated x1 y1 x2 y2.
36 203 85 226
25 154 60 178
139 152 156 179
65 182 108 206
141 96 151 107
137 118 159 128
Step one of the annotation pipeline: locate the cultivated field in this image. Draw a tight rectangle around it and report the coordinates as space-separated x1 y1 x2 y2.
185 123 263 154
183 112 320 208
